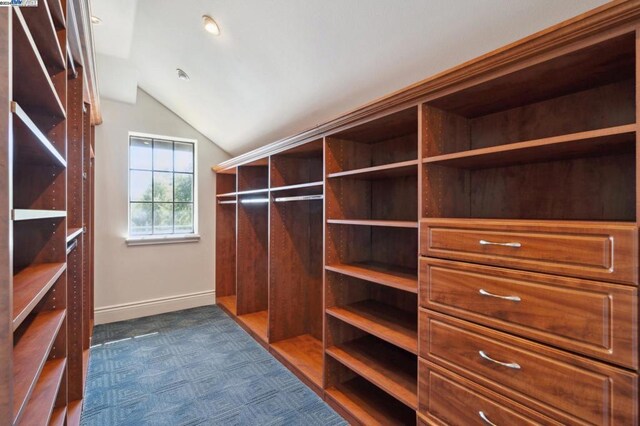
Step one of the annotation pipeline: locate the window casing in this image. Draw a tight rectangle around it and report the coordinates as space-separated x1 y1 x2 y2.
128 133 197 239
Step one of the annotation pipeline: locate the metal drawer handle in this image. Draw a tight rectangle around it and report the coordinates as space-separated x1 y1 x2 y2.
479 350 521 369
479 289 521 302
479 411 498 426
479 239 521 248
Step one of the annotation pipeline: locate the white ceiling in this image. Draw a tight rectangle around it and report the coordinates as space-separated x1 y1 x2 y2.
91 0 610 156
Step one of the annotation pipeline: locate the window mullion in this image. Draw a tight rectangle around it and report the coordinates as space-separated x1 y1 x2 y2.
151 138 155 235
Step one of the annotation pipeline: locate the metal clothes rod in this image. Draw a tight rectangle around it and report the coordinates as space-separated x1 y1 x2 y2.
66 240 78 255
275 194 323 203
241 198 269 204
218 200 237 205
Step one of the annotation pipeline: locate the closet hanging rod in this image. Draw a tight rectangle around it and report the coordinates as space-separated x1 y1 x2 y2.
274 194 323 203
240 198 269 204
218 200 237 205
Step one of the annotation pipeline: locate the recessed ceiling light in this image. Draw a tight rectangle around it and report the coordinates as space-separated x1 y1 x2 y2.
176 68 190 81
202 15 220 35
91 15 102 24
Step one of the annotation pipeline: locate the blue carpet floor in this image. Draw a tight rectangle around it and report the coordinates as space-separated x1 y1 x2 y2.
81 305 346 426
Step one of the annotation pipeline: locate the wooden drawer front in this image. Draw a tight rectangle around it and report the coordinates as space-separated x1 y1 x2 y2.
420 310 638 425
419 359 561 426
420 219 637 285
420 258 638 369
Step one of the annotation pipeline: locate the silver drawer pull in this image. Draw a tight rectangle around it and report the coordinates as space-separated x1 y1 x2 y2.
479 289 521 302
479 350 521 369
479 411 498 426
479 239 521 248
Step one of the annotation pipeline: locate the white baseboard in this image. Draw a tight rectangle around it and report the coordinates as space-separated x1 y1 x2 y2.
94 290 215 324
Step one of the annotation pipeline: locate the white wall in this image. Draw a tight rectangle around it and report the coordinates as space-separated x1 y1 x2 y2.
94 88 230 324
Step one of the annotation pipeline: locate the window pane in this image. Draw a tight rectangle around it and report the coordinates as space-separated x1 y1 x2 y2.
174 173 193 202
174 142 194 172
130 137 152 170
130 170 152 201
130 203 152 235
174 203 193 234
153 203 173 234
153 172 173 202
153 140 173 171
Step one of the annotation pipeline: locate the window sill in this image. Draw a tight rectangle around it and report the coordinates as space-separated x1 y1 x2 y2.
126 234 200 246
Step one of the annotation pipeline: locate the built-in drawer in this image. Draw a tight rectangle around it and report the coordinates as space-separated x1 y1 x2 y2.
420 309 638 425
420 257 638 369
420 219 637 285
419 359 561 426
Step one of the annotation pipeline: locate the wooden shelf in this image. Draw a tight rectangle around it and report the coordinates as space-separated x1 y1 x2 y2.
20 1 65 73
13 209 66 221
326 261 417 293
270 334 323 388
13 9 66 123
49 406 67 426
18 358 66 425
237 188 269 196
423 125 636 169
270 181 324 192
326 335 417 409
13 262 66 330
12 102 66 168
327 219 418 228
217 295 237 316
13 309 66 422
67 400 82 426
328 160 418 179
46 0 66 29
216 192 238 198
325 376 416 426
238 310 268 343
66 227 83 243
326 300 417 354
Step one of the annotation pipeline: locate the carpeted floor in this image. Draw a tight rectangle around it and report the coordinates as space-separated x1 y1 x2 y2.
81 305 346 426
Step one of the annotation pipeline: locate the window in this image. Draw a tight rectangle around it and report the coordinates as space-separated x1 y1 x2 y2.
128 133 197 240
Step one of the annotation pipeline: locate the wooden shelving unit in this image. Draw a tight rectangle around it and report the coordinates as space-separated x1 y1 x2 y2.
0 1 97 423
18 357 66 425
213 5 640 425
237 310 268 344
327 159 418 179
326 301 418 354
326 335 417 409
270 334 323 390
327 219 418 228
215 170 237 316
325 373 416 426
325 262 417 293
12 309 65 421
49 406 67 426
236 161 270 330
268 141 324 391
12 102 66 167
12 9 66 125
12 262 66 329
216 294 237 316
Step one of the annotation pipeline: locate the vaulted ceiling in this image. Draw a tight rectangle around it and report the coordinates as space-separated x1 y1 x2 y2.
91 0 609 156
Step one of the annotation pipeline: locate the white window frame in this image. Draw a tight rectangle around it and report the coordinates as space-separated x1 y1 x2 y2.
126 131 200 246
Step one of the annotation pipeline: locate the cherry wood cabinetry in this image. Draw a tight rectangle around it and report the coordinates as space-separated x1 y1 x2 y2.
0 1 97 423
214 3 640 424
